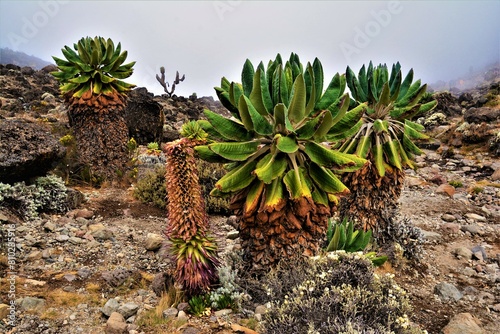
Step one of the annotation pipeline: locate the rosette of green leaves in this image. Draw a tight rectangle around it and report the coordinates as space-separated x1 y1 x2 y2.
51 36 136 98
339 62 437 176
195 53 367 213
325 218 387 266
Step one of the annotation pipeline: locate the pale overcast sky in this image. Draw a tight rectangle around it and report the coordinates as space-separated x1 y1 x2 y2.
0 1 499 97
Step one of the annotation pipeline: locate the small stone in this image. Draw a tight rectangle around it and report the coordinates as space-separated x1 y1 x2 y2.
24 279 46 287
226 230 239 240
77 267 92 279
471 245 487 261
105 312 127 334
63 285 75 292
420 229 442 242
255 305 268 315
43 221 56 232
69 236 83 244
453 247 473 260
76 217 89 225
436 184 455 198
492 304 500 312
441 312 484 334
102 298 120 317
0 303 9 319
102 269 133 287
56 234 70 242
226 215 238 229
462 267 476 277
177 302 189 312
151 272 174 297
92 228 114 241
88 223 105 233
461 224 481 235
405 176 426 188
0 212 9 222
42 248 54 259
484 263 498 274
441 214 457 223
64 274 77 282
182 327 201 334
434 282 463 302
441 222 460 234
214 308 232 317
163 307 178 319
27 250 42 261
465 213 487 222
491 168 500 181
19 297 46 311
144 233 164 251
75 230 86 238
117 302 139 319
177 310 188 321
75 209 94 219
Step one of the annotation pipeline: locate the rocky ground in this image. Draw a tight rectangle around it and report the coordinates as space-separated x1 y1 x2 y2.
1 146 499 334
0 63 499 333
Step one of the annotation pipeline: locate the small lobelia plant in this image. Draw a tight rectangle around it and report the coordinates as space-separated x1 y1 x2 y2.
51 36 136 180
338 62 437 234
195 53 367 270
325 218 387 266
163 123 219 296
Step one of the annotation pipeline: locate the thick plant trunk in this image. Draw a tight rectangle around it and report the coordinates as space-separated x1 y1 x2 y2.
68 104 129 180
231 194 333 271
339 162 405 236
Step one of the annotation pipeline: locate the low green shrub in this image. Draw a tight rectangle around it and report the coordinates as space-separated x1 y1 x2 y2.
187 295 211 317
448 180 463 188
133 165 167 209
133 160 230 214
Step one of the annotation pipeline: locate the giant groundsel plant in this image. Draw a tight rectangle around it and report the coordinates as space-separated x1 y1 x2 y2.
195 53 367 270
338 61 437 233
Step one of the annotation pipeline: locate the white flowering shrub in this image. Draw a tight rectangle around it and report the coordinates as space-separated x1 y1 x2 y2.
260 252 426 334
207 254 250 311
0 175 70 220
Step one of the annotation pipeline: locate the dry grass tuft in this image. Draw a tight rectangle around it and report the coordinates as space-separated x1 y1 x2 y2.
136 284 186 330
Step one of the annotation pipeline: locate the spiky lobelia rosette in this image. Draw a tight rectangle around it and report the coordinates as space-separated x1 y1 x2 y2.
163 137 219 295
164 138 208 240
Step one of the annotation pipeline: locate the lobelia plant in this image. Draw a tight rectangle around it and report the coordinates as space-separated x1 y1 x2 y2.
163 129 219 296
51 36 136 180
325 218 387 266
195 53 367 270
338 62 437 234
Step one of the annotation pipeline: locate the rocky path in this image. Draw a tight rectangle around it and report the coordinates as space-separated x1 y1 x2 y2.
1 145 499 334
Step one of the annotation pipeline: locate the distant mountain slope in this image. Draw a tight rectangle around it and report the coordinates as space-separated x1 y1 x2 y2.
0 48 52 69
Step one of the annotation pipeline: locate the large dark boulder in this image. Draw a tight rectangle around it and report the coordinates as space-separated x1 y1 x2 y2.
464 107 500 124
432 92 462 116
0 119 66 183
125 88 164 145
